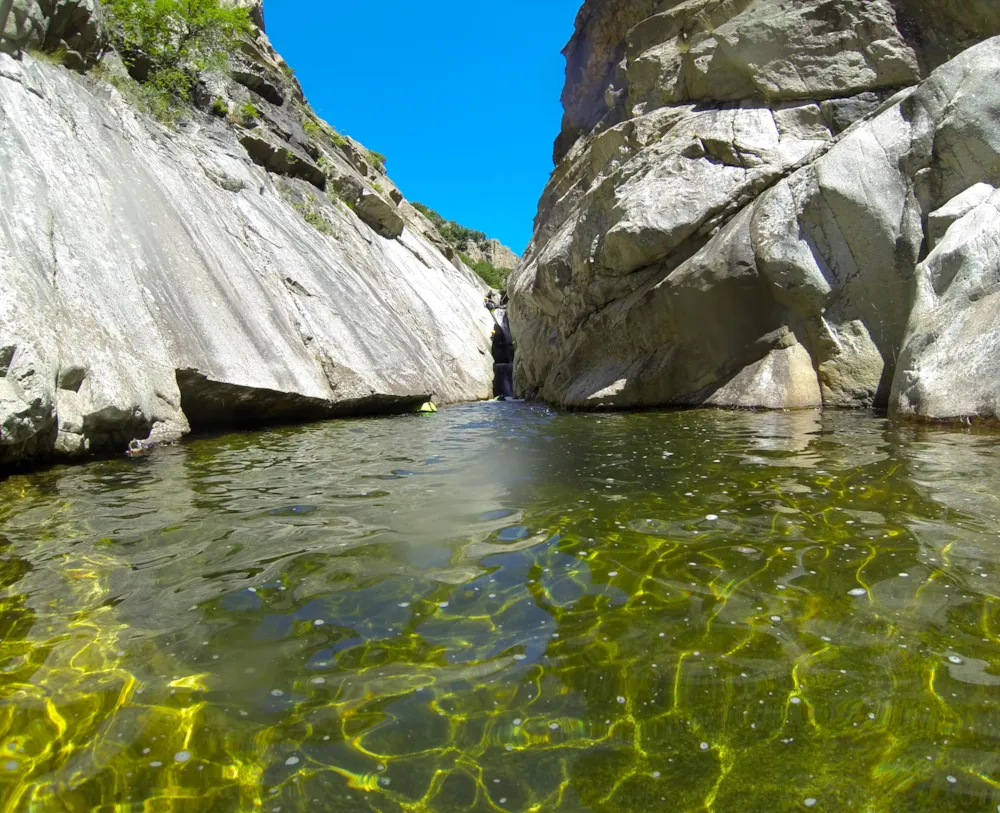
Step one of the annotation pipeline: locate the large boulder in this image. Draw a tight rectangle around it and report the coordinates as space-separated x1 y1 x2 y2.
511 0 1000 422
0 0 45 55
893 188 1000 421
0 0 105 67
38 0 107 68
355 189 405 239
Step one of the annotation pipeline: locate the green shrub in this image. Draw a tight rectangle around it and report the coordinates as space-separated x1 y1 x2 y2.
279 186 337 235
459 252 510 290
412 202 490 251
412 201 445 227
239 100 260 123
295 203 335 235
372 182 383 193
210 96 228 116
302 118 323 140
303 116 349 151
367 150 386 172
26 45 69 65
413 202 512 286
443 222 486 251
101 69 182 123
328 181 357 209
103 0 251 104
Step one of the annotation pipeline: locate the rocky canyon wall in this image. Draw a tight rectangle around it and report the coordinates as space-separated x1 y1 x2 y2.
511 0 1000 422
0 0 494 467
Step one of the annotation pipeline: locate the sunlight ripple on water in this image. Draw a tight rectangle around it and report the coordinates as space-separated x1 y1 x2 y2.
0 403 999 811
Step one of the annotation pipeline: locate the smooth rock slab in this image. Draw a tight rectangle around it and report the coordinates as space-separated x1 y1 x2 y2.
0 54 492 466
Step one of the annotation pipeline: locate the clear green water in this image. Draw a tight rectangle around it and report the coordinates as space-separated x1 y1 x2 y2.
1 404 1000 812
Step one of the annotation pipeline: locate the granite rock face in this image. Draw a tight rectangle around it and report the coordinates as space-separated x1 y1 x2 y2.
462 239 519 272
511 0 1000 422
0 2 493 467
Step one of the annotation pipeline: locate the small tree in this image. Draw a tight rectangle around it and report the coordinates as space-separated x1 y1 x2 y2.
104 0 251 101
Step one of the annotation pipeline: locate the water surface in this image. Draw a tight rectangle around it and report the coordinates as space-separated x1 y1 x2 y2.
1 403 1000 812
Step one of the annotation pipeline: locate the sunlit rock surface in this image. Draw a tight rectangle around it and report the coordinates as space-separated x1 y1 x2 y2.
511 0 1000 421
0 2 493 466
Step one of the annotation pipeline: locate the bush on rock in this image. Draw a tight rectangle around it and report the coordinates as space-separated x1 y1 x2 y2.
103 0 251 102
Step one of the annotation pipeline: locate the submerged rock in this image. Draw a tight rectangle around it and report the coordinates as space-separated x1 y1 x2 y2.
511 0 1000 422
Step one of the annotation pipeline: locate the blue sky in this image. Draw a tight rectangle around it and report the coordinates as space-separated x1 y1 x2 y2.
264 1 580 255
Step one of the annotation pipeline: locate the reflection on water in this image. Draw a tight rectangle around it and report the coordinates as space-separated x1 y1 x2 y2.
1 404 1000 811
